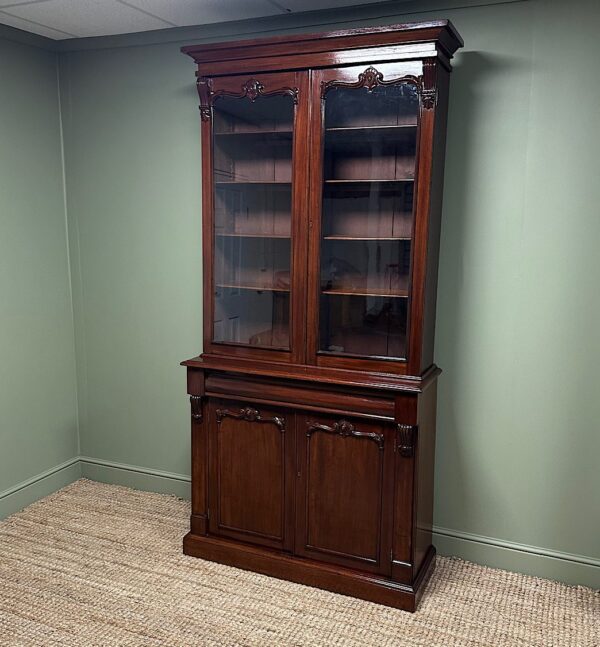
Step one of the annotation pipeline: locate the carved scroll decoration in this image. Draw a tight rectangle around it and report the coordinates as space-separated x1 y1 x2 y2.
396 424 417 457
420 88 437 110
320 64 436 111
321 66 420 98
215 406 285 432
196 76 213 122
196 76 299 121
420 59 437 110
190 395 203 421
306 419 384 450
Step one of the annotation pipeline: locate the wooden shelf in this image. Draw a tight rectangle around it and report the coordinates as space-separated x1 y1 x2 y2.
217 283 290 293
212 338 290 351
326 124 417 134
216 232 291 239
322 288 408 298
216 180 292 185
215 129 293 137
324 179 414 184
323 236 411 241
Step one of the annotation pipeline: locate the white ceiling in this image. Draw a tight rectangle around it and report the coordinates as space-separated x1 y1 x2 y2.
0 0 393 41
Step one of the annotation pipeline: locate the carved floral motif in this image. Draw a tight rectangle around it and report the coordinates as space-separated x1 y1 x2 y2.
321 64 436 110
357 66 384 91
196 75 298 121
306 419 384 449
241 79 264 102
321 65 420 98
215 407 285 432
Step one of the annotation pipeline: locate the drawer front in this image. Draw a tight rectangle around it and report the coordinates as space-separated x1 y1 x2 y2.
208 399 295 551
205 373 396 419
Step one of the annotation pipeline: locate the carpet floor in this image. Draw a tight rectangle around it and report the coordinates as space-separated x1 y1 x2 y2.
0 480 597 646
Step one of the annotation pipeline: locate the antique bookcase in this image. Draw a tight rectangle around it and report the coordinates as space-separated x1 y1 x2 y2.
181 20 463 611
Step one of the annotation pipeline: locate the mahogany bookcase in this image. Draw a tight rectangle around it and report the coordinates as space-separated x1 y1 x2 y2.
181 20 463 611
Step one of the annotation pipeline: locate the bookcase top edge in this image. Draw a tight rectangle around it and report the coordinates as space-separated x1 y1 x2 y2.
181 19 463 66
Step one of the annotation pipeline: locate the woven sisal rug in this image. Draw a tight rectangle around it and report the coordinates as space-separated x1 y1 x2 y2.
0 479 597 646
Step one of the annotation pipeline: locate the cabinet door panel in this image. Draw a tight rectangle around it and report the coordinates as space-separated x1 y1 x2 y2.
209 399 294 550
202 71 310 364
306 61 426 373
295 414 394 574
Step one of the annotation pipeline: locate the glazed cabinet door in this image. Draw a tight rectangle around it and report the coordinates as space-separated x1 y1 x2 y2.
208 399 295 550
307 61 428 374
295 414 395 574
200 71 309 364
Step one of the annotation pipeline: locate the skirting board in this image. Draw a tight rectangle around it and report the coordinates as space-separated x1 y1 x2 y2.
78 457 599 590
433 526 599 590
79 456 191 499
0 458 81 520
2 457 597 589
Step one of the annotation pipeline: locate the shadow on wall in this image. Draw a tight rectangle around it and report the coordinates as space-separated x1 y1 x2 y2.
434 49 526 530
434 45 600 576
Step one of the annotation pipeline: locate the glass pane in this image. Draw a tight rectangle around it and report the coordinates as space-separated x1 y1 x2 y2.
319 82 418 360
213 94 294 350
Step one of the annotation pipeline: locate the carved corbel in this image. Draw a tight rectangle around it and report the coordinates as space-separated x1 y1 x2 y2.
396 424 417 457
420 59 437 110
196 76 212 121
190 395 204 421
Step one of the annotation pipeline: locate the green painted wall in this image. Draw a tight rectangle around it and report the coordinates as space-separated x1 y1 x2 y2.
58 43 202 478
0 35 80 512
1 0 592 585
434 0 600 584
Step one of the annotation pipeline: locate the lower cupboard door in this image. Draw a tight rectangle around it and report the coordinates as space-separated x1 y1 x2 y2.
208 399 294 551
295 414 394 575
